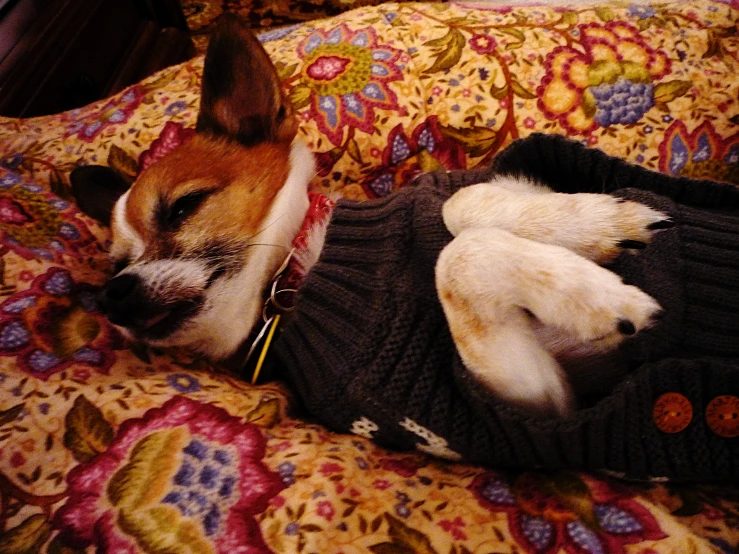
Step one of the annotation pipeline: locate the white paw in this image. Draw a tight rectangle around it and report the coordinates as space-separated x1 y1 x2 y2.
579 196 672 263
441 184 672 263
527 256 662 351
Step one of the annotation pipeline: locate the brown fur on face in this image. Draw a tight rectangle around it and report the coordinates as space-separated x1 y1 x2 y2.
120 135 293 260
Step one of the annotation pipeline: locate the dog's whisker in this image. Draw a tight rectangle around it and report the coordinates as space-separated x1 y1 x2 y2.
244 242 289 250
248 217 283 242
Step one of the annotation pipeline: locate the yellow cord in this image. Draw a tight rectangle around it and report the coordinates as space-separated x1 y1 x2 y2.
251 314 281 384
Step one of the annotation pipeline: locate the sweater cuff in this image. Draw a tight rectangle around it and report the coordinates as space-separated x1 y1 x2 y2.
492 133 739 209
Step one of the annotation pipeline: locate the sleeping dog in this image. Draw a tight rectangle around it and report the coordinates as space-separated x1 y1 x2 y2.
73 16 671 418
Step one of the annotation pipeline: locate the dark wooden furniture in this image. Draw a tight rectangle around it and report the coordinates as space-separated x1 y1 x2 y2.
0 0 194 117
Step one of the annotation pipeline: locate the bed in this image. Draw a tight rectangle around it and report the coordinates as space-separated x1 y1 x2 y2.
1 1 738 552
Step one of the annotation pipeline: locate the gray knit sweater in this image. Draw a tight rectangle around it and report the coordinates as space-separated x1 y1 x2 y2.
274 134 739 481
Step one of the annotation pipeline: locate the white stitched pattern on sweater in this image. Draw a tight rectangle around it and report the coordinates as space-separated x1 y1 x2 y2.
350 417 379 439
399 418 462 461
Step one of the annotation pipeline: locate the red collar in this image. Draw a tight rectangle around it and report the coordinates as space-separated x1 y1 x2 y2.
282 192 334 290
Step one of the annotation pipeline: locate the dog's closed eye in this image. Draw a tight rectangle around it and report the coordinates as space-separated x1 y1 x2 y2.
161 190 214 229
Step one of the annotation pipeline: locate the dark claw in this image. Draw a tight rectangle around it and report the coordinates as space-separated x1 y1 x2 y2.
618 319 636 336
618 240 647 250
647 219 675 230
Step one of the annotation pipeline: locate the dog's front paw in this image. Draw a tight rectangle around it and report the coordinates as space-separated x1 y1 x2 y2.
582 196 672 263
530 259 662 351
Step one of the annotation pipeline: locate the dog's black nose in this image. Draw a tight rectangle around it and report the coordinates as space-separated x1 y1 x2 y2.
99 274 142 326
104 274 138 301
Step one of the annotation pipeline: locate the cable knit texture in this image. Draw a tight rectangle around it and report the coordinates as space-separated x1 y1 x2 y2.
275 134 739 481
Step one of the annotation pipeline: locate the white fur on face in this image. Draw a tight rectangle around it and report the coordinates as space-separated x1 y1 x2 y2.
108 139 316 359
110 189 145 262
123 259 210 301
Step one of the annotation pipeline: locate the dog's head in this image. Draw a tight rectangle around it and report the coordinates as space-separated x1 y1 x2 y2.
73 16 315 359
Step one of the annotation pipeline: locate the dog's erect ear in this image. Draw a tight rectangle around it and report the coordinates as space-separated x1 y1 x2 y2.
196 14 297 146
70 165 132 225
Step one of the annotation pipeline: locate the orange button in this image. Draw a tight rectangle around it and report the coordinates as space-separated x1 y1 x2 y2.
653 392 693 433
706 395 739 438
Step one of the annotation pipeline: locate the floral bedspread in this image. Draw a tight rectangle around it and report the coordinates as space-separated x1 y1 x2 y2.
1 1 739 552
